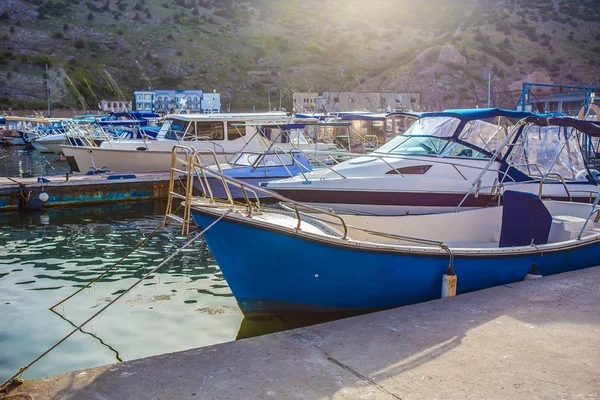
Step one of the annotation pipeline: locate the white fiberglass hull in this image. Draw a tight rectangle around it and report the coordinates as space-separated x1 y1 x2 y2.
62 145 237 173
31 141 51 152
33 134 66 154
62 140 338 174
264 155 600 215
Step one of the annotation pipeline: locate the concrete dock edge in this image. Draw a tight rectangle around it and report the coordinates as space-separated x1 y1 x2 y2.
5 267 600 400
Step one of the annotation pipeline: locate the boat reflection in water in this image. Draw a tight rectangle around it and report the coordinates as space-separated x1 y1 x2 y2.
236 311 365 340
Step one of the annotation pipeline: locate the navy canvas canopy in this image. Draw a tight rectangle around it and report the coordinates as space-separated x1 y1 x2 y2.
422 108 540 121
523 116 600 137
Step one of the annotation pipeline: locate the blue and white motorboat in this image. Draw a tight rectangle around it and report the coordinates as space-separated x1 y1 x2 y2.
33 112 159 154
194 150 312 199
263 110 600 215
189 186 600 316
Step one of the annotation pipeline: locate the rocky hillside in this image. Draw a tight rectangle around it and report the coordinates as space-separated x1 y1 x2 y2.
0 0 598 112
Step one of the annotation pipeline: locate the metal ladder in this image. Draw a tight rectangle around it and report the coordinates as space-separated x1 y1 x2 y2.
164 146 197 236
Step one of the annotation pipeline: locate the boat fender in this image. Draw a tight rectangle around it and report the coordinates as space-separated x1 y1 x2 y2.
38 192 49 202
524 262 542 280
441 265 457 298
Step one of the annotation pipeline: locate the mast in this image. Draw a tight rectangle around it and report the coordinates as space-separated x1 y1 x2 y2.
46 64 52 117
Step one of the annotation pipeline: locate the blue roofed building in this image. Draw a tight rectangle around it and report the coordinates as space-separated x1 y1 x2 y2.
134 89 221 113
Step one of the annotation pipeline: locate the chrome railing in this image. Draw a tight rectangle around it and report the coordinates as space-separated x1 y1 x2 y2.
577 192 600 240
168 146 349 239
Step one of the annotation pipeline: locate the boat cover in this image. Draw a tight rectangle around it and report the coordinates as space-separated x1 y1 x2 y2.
499 190 552 247
523 116 600 136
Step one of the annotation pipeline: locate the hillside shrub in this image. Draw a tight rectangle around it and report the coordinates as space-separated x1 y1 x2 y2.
529 55 548 67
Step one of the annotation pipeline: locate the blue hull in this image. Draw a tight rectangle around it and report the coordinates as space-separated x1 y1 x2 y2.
191 210 599 315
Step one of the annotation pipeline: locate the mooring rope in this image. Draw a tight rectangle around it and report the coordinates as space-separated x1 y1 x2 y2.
49 220 167 311
0 210 230 393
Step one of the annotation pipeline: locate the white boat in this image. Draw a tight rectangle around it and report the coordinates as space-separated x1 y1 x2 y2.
61 112 338 174
31 133 66 153
0 116 57 146
262 109 600 215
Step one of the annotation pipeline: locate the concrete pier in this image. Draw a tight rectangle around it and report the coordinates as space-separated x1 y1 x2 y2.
5 267 599 399
0 172 171 211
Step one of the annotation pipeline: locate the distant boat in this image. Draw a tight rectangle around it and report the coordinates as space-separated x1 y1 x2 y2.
193 149 313 199
190 188 600 315
0 116 55 146
61 112 338 174
31 112 157 154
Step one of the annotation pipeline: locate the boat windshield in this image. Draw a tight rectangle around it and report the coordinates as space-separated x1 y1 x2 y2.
374 116 460 154
373 135 489 158
375 115 519 158
231 153 295 167
507 124 590 182
456 117 516 156
404 116 461 138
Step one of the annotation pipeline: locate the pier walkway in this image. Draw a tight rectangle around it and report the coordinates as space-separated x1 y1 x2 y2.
5 267 599 399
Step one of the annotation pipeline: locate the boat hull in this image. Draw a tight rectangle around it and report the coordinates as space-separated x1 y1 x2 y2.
191 208 600 315
195 177 288 199
33 134 66 153
62 145 236 173
267 186 599 215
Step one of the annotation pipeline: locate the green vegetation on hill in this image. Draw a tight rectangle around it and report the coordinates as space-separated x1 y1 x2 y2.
0 0 598 111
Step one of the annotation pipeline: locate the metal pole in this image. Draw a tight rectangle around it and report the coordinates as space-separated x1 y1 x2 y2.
46 64 52 117
268 89 271 111
487 72 491 108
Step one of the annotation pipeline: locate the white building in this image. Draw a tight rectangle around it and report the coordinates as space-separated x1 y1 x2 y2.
134 90 221 113
292 91 421 113
99 100 132 112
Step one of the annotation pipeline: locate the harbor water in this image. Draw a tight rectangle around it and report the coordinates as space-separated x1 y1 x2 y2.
0 200 244 382
0 146 70 178
0 147 343 383
1 146 238 382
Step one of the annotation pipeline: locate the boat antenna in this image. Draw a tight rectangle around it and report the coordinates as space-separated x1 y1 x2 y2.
64 74 91 113
52 77 79 116
324 69 349 114
82 76 101 111
100 69 131 112
135 59 153 92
